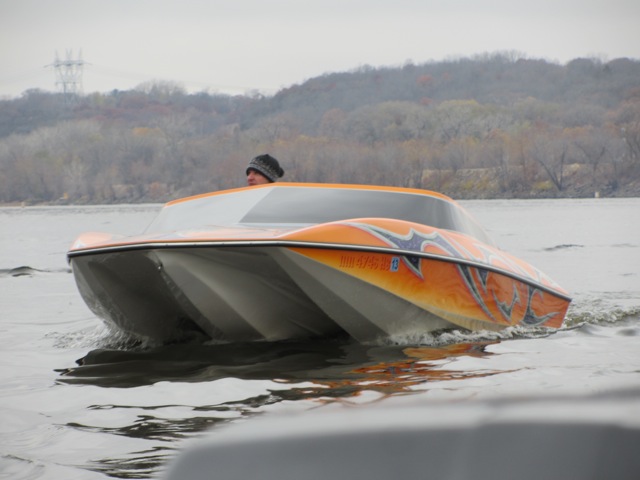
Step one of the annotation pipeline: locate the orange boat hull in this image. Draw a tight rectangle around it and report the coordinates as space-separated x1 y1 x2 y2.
68 184 571 343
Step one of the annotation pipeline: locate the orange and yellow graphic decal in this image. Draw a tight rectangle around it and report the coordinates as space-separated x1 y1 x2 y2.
289 220 569 330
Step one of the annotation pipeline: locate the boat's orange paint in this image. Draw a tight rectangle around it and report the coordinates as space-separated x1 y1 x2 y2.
280 217 570 330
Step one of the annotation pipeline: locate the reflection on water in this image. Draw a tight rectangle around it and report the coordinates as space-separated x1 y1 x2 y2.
58 339 497 392
55 338 499 478
51 311 640 479
84 447 172 480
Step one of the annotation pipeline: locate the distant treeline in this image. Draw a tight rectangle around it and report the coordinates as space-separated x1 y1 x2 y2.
1 52 639 204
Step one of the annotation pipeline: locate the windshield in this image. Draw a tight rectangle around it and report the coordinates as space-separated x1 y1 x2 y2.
145 185 494 245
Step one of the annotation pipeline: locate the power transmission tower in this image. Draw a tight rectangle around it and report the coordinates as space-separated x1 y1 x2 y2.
49 49 85 102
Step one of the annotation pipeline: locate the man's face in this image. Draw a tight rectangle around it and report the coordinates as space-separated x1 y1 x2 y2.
247 169 270 186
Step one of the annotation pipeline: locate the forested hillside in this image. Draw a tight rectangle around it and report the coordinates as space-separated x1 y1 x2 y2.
1 52 639 204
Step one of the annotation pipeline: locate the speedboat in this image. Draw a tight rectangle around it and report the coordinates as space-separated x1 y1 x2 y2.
67 183 571 343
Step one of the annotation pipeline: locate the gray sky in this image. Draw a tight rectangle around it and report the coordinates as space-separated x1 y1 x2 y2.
1 0 639 98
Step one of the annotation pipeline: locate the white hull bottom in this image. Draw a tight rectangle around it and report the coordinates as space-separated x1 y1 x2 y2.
71 246 454 343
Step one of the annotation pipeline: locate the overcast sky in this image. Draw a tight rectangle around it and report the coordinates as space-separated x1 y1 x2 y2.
1 0 639 98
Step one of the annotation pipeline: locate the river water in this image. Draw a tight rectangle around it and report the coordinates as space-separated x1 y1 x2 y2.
1 198 639 479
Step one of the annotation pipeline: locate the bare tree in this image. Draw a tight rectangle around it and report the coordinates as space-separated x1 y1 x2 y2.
528 130 568 191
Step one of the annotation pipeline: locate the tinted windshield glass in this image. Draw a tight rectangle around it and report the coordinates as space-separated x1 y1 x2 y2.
243 188 448 225
145 186 493 245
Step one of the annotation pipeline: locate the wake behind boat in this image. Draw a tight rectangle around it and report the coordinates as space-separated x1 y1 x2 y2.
67 183 571 343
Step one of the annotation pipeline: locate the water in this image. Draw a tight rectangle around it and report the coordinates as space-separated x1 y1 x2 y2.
1 199 639 479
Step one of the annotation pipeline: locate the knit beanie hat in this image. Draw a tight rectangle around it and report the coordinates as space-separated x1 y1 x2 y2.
246 154 284 183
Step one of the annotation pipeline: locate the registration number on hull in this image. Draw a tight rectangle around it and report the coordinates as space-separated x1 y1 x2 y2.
339 254 400 272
